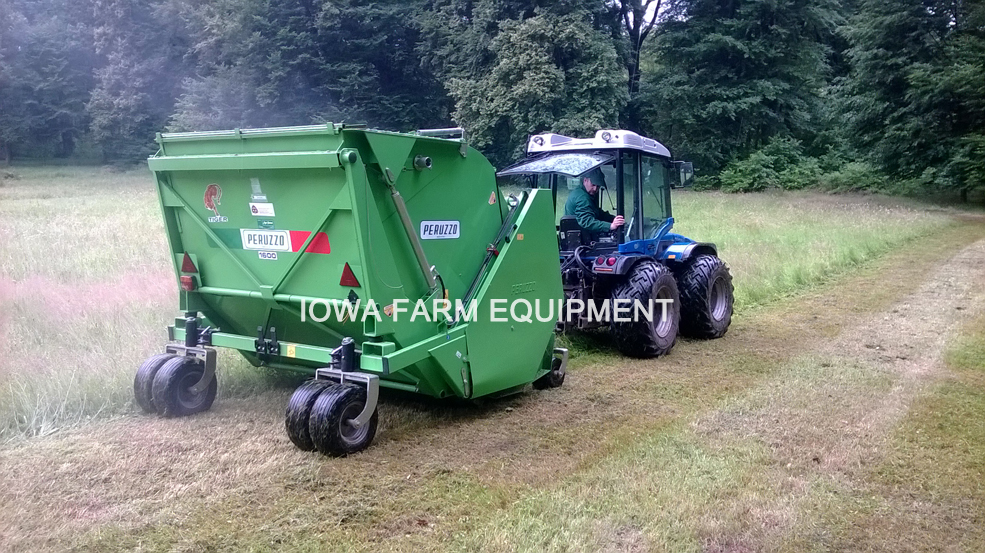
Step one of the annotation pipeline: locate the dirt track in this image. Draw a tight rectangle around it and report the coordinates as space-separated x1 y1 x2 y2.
2 222 984 551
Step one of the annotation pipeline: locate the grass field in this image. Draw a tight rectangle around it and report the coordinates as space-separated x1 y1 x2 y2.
0 167 954 441
2 166 984 551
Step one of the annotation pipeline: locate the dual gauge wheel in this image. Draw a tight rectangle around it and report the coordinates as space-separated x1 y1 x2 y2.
285 381 379 457
134 354 217 417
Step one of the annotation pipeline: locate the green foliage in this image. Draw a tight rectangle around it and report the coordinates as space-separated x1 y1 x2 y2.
0 0 94 160
839 0 985 194
640 0 839 173
449 13 627 166
719 138 821 192
818 161 889 192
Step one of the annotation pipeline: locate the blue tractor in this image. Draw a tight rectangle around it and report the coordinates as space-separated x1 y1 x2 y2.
498 130 734 358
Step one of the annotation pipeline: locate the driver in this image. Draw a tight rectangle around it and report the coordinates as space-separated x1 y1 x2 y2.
563 169 625 237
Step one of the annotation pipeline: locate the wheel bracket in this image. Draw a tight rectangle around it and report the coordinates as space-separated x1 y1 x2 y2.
314 366 379 430
553 347 569 377
165 343 217 394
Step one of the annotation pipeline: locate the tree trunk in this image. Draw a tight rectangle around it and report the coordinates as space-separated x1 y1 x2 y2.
0 141 9 166
960 187 968 203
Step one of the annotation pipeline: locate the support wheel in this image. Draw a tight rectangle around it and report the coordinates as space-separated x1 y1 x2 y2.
309 384 378 456
151 357 217 417
134 353 178 413
533 357 565 390
610 261 680 358
676 254 733 338
285 380 332 451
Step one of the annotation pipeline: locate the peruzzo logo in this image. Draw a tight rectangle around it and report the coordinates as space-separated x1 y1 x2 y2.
204 183 228 223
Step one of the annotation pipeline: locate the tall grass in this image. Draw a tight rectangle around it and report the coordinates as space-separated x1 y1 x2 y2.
0 168 286 442
0 169 955 441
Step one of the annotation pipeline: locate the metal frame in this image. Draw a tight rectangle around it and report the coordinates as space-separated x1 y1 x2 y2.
553 347 569 377
314 367 380 430
164 343 217 394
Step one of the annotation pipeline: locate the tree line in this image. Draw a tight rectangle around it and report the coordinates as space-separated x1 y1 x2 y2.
0 0 982 197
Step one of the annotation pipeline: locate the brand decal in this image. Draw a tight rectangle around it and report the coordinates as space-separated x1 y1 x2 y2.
258 251 278 260
250 202 276 217
420 220 460 240
204 183 228 223
240 229 292 252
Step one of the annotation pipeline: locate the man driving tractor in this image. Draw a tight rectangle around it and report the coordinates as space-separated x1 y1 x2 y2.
563 168 625 237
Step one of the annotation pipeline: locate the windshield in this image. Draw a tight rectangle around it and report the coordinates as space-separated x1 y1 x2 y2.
496 152 616 177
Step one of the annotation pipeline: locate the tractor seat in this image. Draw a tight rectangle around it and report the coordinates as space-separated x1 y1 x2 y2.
558 216 582 251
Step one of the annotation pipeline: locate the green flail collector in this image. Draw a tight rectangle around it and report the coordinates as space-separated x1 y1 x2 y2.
136 124 567 456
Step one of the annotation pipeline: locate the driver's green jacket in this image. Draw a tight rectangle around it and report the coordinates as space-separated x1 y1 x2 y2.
563 185 614 234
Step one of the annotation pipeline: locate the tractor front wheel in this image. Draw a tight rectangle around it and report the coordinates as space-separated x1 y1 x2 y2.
610 261 680 357
308 384 378 456
150 357 218 417
676 255 734 339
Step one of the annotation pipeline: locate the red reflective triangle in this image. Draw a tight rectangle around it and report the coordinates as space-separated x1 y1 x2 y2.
181 253 198 273
340 262 360 287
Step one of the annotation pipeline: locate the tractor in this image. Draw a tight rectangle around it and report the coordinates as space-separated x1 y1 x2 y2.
498 130 734 357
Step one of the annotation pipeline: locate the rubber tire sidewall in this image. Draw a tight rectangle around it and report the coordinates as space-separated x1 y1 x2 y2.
134 353 178 413
610 261 681 358
308 384 379 457
150 357 218 418
285 380 332 451
676 254 734 339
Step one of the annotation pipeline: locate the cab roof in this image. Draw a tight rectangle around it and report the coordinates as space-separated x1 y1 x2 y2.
526 129 671 158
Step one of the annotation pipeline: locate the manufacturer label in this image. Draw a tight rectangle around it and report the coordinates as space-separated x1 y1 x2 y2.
250 202 276 217
420 220 460 240
258 251 278 260
241 229 292 251
258 219 275 229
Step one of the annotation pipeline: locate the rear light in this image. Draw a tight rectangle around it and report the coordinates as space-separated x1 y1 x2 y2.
340 262 361 287
179 275 196 291
596 256 605 265
606 257 617 266
181 253 198 273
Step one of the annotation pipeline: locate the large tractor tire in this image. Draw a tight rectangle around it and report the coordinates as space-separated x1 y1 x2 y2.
308 383 378 456
285 380 332 451
610 261 680 358
675 254 733 339
150 357 218 417
134 353 179 413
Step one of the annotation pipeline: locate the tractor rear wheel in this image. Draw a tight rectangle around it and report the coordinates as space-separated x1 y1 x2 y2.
676 255 733 338
308 384 378 456
285 380 332 451
150 357 218 417
610 261 680 357
134 353 178 413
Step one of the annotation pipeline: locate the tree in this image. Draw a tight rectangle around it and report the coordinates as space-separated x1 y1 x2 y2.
840 0 985 196
449 13 627 166
88 0 192 161
640 0 838 173
0 0 94 161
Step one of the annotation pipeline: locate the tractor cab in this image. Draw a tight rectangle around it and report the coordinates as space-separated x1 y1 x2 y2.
497 129 694 258
497 130 731 359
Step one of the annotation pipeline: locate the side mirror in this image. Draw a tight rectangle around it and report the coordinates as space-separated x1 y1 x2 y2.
674 161 694 188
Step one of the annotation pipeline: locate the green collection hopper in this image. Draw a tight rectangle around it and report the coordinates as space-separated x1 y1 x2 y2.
135 124 567 455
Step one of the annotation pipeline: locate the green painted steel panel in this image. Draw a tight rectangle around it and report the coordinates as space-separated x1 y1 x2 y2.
151 125 562 398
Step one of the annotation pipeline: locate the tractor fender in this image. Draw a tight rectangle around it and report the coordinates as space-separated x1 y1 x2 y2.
661 242 717 263
592 254 647 276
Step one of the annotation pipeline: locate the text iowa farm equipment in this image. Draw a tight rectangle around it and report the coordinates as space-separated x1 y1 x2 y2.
135 124 731 455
